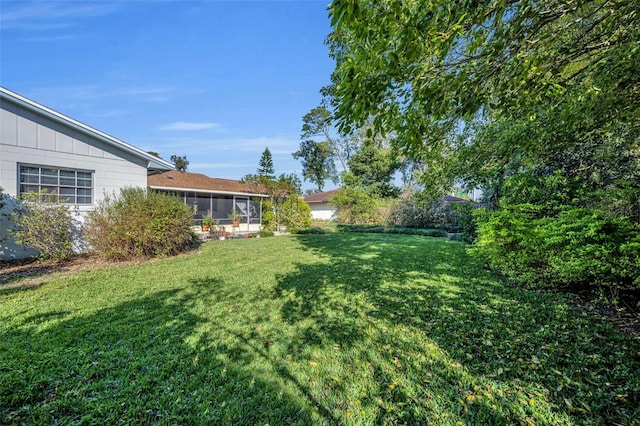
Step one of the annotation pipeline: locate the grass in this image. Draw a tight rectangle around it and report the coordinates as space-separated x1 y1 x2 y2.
1 233 639 425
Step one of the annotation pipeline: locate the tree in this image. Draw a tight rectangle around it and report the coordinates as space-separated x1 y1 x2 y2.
301 105 357 171
292 140 338 192
257 147 275 179
325 0 640 297
170 155 189 172
328 0 638 132
342 136 400 198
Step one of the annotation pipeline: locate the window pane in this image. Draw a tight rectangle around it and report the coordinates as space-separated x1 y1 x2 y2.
21 174 39 184
77 178 91 188
77 188 91 196
41 175 58 185
20 184 39 193
41 168 57 177
60 177 76 186
21 166 39 174
77 171 92 179
77 196 91 204
60 170 76 177
60 187 75 195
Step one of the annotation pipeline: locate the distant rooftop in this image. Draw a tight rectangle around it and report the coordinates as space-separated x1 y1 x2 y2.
304 189 340 203
148 171 267 197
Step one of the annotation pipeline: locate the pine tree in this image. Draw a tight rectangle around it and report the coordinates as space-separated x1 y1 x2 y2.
257 147 275 179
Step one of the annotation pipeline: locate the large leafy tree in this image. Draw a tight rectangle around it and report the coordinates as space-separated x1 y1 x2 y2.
301 106 358 171
342 136 401 197
326 0 640 208
292 140 338 192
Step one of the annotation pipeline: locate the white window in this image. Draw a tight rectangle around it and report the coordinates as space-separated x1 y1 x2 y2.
19 164 93 204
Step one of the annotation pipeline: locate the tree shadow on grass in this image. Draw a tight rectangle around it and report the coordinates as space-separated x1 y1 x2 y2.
273 233 640 424
0 279 316 425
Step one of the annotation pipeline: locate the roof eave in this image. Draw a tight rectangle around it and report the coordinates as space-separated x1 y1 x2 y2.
149 185 269 198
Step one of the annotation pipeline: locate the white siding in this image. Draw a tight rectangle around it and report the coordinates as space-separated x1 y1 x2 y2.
0 101 148 209
310 203 337 221
0 96 150 260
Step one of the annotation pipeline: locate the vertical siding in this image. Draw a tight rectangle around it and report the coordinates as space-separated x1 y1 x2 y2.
0 97 150 260
0 100 148 205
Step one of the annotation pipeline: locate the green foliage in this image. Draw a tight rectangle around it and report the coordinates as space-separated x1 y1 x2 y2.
253 230 274 238
278 195 312 229
328 187 380 224
261 199 276 231
84 188 196 260
389 193 467 231
473 206 640 291
257 147 275 179
170 155 189 171
301 105 355 172
9 191 76 262
341 137 400 197
292 140 338 192
291 227 327 235
326 0 640 235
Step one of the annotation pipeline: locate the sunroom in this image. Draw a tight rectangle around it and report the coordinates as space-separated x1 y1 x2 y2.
148 171 268 232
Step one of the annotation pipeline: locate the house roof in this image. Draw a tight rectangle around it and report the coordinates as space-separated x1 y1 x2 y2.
304 189 340 203
148 171 268 197
439 195 469 204
0 87 174 172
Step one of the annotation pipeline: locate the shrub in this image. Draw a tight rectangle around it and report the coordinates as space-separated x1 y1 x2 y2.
336 223 448 238
291 227 327 234
278 195 312 229
10 191 77 262
328 188 380 224
84 188 196 260
389 193 472 232
254 230 274 238
472 205 640 291
261 199 276 231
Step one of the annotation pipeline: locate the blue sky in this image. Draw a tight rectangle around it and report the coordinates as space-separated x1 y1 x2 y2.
1 0 335 190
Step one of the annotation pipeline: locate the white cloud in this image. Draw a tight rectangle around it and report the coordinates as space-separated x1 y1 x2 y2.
159 122 220 131
1 2 119 30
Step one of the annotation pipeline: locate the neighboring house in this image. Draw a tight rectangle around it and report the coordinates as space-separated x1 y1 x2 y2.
0 87 174 260
304 189 339 221
439 195 470 205
148 171 268 232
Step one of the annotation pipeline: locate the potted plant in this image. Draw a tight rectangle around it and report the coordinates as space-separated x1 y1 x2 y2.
228 210 242 227
202 214 215 232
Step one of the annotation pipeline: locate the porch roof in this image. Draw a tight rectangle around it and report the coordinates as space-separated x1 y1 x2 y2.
148 171 268 198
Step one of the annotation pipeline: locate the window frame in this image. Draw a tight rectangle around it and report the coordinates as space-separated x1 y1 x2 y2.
18 164 94 205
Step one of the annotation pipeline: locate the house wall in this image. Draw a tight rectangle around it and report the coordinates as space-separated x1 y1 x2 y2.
1 98 149 208
309 203 337 221
0 96 149 260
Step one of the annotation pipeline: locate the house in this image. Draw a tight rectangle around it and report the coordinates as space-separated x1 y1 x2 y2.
148 171 268 232
439 195 470 205
0 86 174 260
304 189 339 221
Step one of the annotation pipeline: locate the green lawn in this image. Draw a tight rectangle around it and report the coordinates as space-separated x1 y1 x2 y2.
1 234 638 425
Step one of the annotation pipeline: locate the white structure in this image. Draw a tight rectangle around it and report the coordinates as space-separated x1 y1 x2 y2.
304 189 339 221
0 87 174 260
